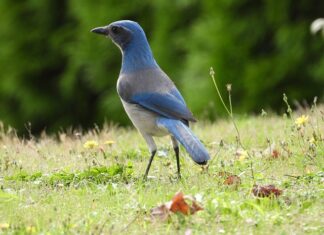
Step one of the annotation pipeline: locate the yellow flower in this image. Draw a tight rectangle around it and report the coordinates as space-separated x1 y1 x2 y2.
309 137 316 145
0 223 9 229
83 140 99 149
305 167 312 174
295 115 309 127
236 150 248 161
104 140 115 145
26 226 36 233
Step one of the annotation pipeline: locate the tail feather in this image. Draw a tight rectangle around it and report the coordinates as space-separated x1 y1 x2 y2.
157 118 210 164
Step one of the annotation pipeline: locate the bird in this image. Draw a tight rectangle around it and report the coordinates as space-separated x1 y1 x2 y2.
91 20 210 179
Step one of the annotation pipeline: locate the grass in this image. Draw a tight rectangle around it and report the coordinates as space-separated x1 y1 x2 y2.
0 106 323 234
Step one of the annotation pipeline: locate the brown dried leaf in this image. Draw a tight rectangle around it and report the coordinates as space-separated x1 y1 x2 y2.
190 200 204 214
150 192 203 221
169 192 203 215
271 149 280 159
252 184 282 198
170 192 191 215
263 143 281 159
224 175 241 186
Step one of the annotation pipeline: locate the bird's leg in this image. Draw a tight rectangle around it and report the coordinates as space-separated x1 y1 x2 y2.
144 150 156 180
142 134 157 180
171 136 181 179
174 146 181 178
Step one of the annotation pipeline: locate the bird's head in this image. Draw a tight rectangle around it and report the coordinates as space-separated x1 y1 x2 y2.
91 20 157 72
91 20 147 51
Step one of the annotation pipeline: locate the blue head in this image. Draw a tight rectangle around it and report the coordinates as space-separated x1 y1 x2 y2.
91 20 158 73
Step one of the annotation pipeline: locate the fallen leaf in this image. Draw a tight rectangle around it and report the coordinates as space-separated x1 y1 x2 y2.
263 143 281 159
252 184 282 198
150 204 170 221
170 192 190 214
150 192 203 221
271 149 280 158
224 175 241 186
170 192 203 215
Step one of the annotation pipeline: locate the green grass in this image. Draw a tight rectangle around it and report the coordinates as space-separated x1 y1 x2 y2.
0 107 323 234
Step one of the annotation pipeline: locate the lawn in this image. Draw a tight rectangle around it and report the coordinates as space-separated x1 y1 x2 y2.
0 105 323 234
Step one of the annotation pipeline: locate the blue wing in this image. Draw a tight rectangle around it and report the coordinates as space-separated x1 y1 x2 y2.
131 90 196 122
117 68 195 122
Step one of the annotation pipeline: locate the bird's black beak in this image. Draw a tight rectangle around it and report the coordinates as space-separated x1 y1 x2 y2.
91 26 109 36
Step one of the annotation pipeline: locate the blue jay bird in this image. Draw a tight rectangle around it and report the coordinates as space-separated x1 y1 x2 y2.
91 20 210 179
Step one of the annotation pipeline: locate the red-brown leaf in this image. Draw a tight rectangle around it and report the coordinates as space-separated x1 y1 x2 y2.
252 184 282 197
170 192 203 215
150 192 203 220
224 175 241 186
170 192 190 215
271 149 280 158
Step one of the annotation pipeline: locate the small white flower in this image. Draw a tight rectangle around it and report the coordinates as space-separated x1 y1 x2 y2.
194 193 203 203
311 18 324 36
33 180 41 185
212 199 218 208
157 150 168 157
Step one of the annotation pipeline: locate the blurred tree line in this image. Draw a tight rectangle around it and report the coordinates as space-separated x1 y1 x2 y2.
0 0 323 134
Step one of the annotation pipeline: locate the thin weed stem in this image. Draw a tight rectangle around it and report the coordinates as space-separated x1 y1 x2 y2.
210 68 244 149
210 67 254 180
210 68 231 117
228 90 233 116
283 93 293 119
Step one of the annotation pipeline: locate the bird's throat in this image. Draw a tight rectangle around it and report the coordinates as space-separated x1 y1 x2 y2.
121 43 158 73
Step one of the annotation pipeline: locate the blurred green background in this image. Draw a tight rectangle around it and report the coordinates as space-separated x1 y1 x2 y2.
0 0 323 134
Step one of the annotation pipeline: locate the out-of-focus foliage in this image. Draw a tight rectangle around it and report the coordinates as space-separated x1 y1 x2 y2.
182 1 324 119
0 0 323 133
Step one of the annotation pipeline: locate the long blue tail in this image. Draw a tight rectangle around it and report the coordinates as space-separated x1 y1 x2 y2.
157 118 210 165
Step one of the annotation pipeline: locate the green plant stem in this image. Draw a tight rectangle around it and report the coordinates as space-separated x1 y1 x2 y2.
210 68 243 148
210 70 231 117
210 67 254 180
228 91 233 116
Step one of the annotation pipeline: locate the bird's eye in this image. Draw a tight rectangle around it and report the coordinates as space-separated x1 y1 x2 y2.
111 26 119 34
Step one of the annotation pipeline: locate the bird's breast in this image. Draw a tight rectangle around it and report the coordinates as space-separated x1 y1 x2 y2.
121 100 168 137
